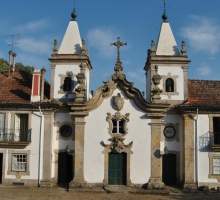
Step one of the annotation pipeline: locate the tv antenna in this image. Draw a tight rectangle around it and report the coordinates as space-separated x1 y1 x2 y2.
3 34 20 52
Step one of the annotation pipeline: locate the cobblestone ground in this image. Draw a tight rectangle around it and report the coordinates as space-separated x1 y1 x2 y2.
0 187 220 200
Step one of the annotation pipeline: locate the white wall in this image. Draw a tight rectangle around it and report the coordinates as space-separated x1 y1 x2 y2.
54 65 90 101
158 66 184 100
197 114 219 184
84 88 151 184
5 112 42 180
162 114 183 180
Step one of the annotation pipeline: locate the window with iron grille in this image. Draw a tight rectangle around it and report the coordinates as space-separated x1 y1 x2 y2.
213 117 220 145
213 157 220 174
12 154 27 172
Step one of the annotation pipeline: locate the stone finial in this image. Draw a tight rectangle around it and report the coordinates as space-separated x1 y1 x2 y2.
52 39 58 55
75 67 86 102
147 49 151 57
151 40 156 56
71 8 77 21
181 40 187 56
151 65 162 103
111 61 126 81
81 38 89 56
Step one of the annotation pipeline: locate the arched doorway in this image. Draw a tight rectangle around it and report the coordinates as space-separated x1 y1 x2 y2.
162 153 177 185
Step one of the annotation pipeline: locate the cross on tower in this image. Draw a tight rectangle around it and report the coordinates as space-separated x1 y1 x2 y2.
110 37 127 62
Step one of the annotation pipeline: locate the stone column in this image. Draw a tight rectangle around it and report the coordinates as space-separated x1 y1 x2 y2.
69 112 89 188
40 111 54 187
182 114 197 190
147 118 165 189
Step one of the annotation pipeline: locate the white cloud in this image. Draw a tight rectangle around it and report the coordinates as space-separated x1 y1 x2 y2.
18 53 49 69
181 16 220 54
14 19 49 34
17 37 51 55
127 70 145 83
197 66 211 76
87 28 118 58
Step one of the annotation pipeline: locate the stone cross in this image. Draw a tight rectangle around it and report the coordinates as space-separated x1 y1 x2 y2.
110 37 127 62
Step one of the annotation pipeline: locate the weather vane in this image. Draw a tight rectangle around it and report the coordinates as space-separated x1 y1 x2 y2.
3 34 20 52
110 37 127 62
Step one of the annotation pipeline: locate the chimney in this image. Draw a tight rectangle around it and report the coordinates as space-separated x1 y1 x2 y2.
12 52 17 72
31 69 41 102
40 67 46 101
8 51 13 76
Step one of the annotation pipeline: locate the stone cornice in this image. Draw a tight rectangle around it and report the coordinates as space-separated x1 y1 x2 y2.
69 73 170 116
144 56 191 71
49 54 92 70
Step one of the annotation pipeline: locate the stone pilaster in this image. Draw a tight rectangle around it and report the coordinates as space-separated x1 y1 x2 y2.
40 111 54 188
182 66 188 101
50 65 55 99
69 111 89 188
147 118 165 189
182 114 197 190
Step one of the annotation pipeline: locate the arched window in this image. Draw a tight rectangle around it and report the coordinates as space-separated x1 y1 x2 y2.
166 78 174 92
63 77 72 91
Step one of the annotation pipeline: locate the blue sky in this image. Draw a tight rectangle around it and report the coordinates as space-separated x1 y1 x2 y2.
1 0 220 93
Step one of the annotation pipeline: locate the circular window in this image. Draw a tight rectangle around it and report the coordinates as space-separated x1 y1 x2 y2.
59 125 72 138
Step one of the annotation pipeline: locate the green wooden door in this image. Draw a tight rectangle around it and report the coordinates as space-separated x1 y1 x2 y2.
108 153 126 185
162 154 176 185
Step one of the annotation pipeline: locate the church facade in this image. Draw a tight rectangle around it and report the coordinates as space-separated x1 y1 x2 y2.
0 8 220 191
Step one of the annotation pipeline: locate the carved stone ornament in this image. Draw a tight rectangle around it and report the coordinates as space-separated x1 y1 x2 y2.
113 93 124 111
102 137 133 154
110 137 125 153
151 65 162 103
106 111 130 137
75 66 86 102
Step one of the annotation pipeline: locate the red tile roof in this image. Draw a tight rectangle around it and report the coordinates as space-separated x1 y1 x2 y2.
0 71 32 103
185 79 220 107
0 71 60 109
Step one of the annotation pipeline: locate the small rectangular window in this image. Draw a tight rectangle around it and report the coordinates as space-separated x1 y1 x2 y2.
119 120 125 134
12 154 27 172
112 119 117 133
213 117 220 145
0 114 5 141
213 157 220 174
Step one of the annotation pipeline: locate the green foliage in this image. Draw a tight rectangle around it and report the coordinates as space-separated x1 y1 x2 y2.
0 58 34 74
15 62 35 74
0 58 9 72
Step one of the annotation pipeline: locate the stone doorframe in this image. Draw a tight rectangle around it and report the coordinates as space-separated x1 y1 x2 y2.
53 149 75 185
163 151 181 184
0 149 7 184
102 138 133 186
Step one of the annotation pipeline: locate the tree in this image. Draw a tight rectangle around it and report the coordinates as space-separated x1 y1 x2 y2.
0 58 34 74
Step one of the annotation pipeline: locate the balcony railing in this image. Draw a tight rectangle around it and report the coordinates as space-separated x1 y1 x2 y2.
210 132 220 151
0 128 31 143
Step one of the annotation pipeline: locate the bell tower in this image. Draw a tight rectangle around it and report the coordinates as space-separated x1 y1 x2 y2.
144 9 190 105
49 7 92 103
